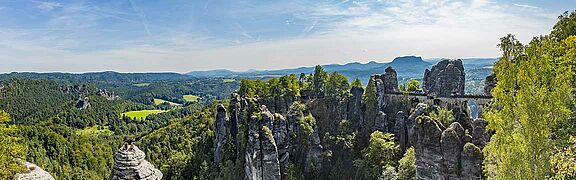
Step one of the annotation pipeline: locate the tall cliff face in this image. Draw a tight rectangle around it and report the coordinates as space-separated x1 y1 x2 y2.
424 59 466 97
109 144 162 180
244 106 282 180
214 104 228 165
414 115 486 180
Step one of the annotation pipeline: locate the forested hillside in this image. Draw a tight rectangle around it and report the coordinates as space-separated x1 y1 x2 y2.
1 10 576 180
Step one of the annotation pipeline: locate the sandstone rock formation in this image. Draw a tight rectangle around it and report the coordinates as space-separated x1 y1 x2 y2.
273 113 290 179
423 59 465 97
109 144 162 180
14 161 55 180
373 66 399 93
415 116 444 180
407 103 428 148
214 104 228 165
394 111 408 154
374 111 387 133
347 86 364 129
228 92 241 161
76 96 91 109
461 143 483 180
484 74 497 96
97 89 121 100
471 118 489 149
415 114 486 179
244 106 281 180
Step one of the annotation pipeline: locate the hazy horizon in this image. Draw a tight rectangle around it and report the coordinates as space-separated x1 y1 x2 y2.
0 0 573 73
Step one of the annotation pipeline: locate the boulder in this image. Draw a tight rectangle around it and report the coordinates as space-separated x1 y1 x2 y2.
109 144 162 180
423 59 465 97
14 161 55 180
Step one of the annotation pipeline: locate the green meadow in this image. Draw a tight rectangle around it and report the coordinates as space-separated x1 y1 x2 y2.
183 95 200 102
122 109 167 120
75 125 114 136
153 98 181 106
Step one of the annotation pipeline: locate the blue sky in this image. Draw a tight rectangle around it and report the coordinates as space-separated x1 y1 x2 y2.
0 0 574 73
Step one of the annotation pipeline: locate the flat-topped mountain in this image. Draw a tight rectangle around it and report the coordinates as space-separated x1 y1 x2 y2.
186 56 496 86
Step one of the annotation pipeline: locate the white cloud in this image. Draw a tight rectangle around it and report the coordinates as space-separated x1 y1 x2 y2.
0 0 567 73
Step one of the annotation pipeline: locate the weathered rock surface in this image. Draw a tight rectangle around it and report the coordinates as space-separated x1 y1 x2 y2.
407 103 428 148
471 118 489 149
394 111 408 154
424 59 465 97
347 86 364 129
214 104 228 165
441 127 462 179
461 143 483 180
228 92 241 162
109 144 162 180
373 66 399 93
14 161 55 180
374 111 387 133
244 106 281 180
97 89 121 100
415 116 444 180
273 113 290 179
484 74 497 96
76 97 91 109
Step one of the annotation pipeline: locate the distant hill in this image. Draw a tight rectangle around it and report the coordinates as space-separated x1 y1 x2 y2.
187 56 497 85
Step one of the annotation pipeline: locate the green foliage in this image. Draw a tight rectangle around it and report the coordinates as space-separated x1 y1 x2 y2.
429 106 454 126
0 110 27 179
363 78 379 135
325 72 350 103
552 11 576 41
351 78 363 88
354 131 399 179
312 65 328 96
122 109 168 120
484 21 576 178
406 79 420 92
397 147 416 180
299 114 317 138
551 136 576 180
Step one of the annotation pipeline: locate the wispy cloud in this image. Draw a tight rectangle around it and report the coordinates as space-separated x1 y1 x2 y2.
128 0 151 37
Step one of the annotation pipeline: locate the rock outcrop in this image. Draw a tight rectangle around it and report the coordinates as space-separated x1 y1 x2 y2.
415 114 486 179
374 111 387 133
471 118 489 149
76 96 91 109
228 92 241 161
214 104 228 165
97 89 121 100
347 86 364 129
373 66 399 93
109 144 162 180
415 116 444 180
461 143 483 180
423 59 465 97
244 106 282 180
14 161 55 180
394 111 408 154
273 113 290 179
484 74 497 96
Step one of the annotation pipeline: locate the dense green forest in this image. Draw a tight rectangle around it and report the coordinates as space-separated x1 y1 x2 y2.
1 11 576 180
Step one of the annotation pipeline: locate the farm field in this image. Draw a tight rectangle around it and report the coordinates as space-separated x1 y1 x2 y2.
153 98 182 106
183 95 200 102
122 109 167 120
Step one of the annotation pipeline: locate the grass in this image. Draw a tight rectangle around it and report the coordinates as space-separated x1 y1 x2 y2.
75 125 114 136
223 79 236 83
133 83 151 87
122 109 167 120
153 98 181 106
183 95 200 102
